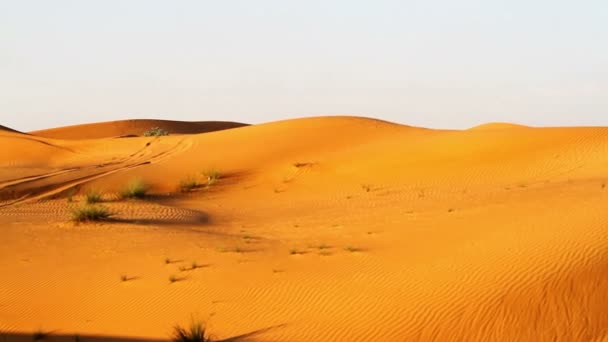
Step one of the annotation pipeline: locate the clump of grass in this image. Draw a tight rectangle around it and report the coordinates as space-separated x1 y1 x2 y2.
179 176 200 193
120 274 128 282
143 127 169 137
120 179 148 199
85 189 103 204
344 246 361 253
290 249 299 255
169 275 180 283
165 257 172 264
202 170 221 186
72 205 112 222
66 188 76 203
33 330 49 341
171 318 212 342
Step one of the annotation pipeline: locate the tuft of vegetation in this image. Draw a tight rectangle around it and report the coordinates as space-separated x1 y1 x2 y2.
85 189 103 204
171 318 212 342
202 170 221 186
72 205 112 222
344 246 361 253
169 275 181 283
144 127 169 137
120 179 149 199
179 176 201 193
66 188 76 203
33 330 49 341
165 257 172 264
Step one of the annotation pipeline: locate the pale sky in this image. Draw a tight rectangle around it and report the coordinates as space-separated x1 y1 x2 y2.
1 0 606 131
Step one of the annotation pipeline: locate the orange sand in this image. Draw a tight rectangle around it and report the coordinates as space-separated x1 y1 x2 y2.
1 116 608 341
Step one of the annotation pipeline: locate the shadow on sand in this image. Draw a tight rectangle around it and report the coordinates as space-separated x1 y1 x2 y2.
0 325 287 342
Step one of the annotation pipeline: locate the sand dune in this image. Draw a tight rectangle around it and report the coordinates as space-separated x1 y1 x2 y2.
0 124 22 134
30 119 248 139
1 116 608 341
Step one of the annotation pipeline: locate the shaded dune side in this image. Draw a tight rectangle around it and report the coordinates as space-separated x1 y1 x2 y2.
0 124 23 134
29 119 248 139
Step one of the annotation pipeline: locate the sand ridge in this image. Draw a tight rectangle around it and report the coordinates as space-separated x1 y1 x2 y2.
1 116 608 341
30 119 248 139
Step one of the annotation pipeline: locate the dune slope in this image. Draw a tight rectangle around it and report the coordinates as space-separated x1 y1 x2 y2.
1 116 608 341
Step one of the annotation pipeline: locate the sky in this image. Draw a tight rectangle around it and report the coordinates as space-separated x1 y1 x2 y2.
0 0 606 131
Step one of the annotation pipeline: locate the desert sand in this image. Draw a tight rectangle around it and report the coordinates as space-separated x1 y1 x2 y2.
1 116 608 341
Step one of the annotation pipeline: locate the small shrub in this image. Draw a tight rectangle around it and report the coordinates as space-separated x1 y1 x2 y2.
72 205 112 222
66 189 76 203
120 274 128 282
85 189 103 204
120 179 148 199
33 330 48 341
179 176 200 192
143 127 169 137
202 170 221 186
172 318 212 342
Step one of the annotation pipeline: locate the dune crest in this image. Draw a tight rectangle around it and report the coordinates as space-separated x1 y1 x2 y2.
0 124 23 134
468 122 530 130
30 119 248 139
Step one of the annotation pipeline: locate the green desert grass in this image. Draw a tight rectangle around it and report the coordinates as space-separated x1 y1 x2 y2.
120 179 149 199
179 175 201 192
85 189 103 204
203 169 221 186
172 318 212 342
143 127 169 137
72 205 112 222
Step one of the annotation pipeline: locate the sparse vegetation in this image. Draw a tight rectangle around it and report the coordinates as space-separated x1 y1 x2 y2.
290 248 300 255
165 257 172 264
66 189 76 203
179 176 201 192
345 246 361 252
120 274 128 282
144 127 169 137
72 205 112 222
169 275 180 283
202 169 221 186
85 189 103 204
33 330 48 341
171 318 212 342
120 179 148 199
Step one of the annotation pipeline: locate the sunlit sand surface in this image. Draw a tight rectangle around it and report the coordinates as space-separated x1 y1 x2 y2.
2 116 608 341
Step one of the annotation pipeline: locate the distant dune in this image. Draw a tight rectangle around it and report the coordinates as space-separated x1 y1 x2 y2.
2 115 608 341
29 119 248 139
468 122 530 130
